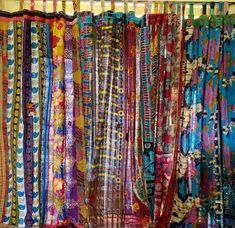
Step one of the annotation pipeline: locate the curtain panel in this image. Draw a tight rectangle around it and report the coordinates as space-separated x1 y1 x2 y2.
0 9 234 228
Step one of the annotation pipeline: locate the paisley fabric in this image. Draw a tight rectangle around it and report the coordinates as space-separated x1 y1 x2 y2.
0 8 234 228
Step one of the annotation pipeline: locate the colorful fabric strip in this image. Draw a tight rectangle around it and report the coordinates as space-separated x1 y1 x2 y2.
72 17 86 225
22 19 34 227
140 26 155 218
31 21 40 225
0 20 8 223
51 19 66 225
3 21 15 225
41 22 52 224
10 21 22 226
64 22 78 224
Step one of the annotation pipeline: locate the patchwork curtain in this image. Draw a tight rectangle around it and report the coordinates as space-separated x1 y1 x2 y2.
0 6 234 228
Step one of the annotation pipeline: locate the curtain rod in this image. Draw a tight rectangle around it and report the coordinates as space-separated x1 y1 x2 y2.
22 0 235 3
136 1 234 3
18 0 235 8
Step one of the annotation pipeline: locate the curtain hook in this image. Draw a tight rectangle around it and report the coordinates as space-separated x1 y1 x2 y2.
210 2 215 16
154 1 158 14
53 0 57 12
218 2 224 15
224 2 229 15
111 0 115 12
182 2 185 19
73 0 80 14
30 0 35 11
202 1 207 15
90 0 94 13
189 2 194 19
101 0 105 13
19 0 24 11
133 0 137 13
163 1 167 13
124 0 128 14
170 2 176 14
43 0 47 12
77 0 80 13
145 0 151 21
62 0 66 13
176 3 181 15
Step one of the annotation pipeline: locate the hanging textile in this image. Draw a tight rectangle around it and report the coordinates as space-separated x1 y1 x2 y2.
0 3 234 228
149 12 183 227
0 20 8 224
170 13 235 228
220 15 235 227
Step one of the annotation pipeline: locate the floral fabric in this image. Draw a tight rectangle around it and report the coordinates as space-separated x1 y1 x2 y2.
170 15 235 227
